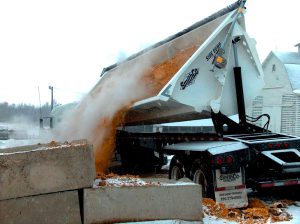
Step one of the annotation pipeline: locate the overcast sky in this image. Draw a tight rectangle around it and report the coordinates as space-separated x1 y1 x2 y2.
1 0 299 106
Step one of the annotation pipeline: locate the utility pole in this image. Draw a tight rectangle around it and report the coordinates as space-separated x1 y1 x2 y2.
49 86 54 111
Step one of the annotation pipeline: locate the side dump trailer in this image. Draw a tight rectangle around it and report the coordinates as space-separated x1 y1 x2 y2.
113 1 300 208
99 1 264 126
86 0 300 208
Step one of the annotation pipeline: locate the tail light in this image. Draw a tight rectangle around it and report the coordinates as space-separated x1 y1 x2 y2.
216 156 224 165
213 155 234 166
283 142 289 148
226 155 234 164
268 142 290 149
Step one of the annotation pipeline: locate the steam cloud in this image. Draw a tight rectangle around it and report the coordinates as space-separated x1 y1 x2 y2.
51 44 196 174
52 58 152 173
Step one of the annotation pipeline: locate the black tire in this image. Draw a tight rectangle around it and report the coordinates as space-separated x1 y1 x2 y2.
169 157 185 180
191 159 214 198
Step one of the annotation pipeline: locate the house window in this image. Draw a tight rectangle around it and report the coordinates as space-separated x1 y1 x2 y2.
272 64 276 72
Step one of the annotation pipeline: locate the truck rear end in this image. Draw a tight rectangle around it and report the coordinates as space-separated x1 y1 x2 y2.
164 140 250 208
227 133 300 191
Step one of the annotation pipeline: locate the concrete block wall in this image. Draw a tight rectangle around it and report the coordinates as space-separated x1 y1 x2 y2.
0 143 204 224
0 142 96 224
0 190 82 224
84 178 203 224
0 143 96 200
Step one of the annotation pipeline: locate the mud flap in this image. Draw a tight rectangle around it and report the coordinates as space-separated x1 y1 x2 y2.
214 168 248 208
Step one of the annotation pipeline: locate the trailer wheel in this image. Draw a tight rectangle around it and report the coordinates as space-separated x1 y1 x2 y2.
191 160 214 198
169 157 185 180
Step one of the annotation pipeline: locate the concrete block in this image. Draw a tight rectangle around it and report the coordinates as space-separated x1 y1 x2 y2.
84 178 202 224
119 221 202 224
0 142 96 200
0 190 82 224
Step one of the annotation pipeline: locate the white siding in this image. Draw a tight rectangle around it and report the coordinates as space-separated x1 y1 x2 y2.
248 52 300 136
250 96 263 127
281 94 300 136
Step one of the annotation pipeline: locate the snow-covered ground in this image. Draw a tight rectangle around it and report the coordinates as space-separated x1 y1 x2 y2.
282 205 300 224
0 139 43 149
202 194 300 224
120 204 300 224
203 203 300 224
121 221 201 224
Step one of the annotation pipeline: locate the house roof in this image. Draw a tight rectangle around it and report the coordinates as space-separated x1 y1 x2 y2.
274 51 300 91
284 64 300 91
273 51 300 64
262 50 300 92
262 51 300 68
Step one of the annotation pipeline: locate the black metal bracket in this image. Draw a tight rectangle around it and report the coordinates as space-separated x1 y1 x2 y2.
211 111 267 136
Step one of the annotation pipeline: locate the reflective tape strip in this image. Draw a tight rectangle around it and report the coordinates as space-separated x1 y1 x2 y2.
235 184 246 190
283 180 300 186
215 184 246 192
260 183 274 188
260 180 300 188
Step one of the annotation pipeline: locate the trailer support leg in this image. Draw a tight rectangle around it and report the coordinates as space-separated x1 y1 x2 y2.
233 66 247 125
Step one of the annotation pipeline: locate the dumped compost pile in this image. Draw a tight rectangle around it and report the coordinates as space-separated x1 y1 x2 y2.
203 198 295 223
46 139 88 149
94 173 161 187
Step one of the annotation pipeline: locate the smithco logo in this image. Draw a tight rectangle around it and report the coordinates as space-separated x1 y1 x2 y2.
180 68 199 90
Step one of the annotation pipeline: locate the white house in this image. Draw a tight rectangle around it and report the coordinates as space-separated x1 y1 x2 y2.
247 44 300 136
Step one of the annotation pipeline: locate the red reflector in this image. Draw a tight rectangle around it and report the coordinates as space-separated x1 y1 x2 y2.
226 155 234 164
235 185 246 190
283 143 289 148
216 156 224 165
215 187 226 191
261 183 274 188
284 180 299 186
276 143 281 148
268 144 273 149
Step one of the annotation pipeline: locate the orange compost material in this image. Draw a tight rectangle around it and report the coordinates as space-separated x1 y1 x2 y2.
94 46 197 174
96 173 161 187
142 46 197 97
93 106 131 174
202 198 294 223
97 173 139 179
48 140 58 147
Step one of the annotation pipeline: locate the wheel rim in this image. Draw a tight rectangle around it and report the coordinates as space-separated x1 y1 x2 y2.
193 169 208 196
171 166 182 180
